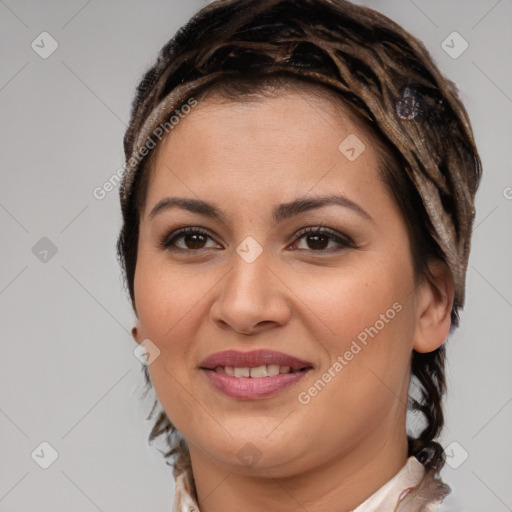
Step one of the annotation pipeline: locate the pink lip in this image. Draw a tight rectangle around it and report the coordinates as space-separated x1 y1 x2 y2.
199 349 312 371
199 349 313 400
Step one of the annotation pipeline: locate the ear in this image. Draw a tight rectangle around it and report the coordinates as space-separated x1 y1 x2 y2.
131 319 143 345
413 260 455 353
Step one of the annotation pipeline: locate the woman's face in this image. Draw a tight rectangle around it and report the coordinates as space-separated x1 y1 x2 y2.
133 90 428 477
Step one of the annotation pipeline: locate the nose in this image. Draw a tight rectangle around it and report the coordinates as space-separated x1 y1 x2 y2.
209 249 291 335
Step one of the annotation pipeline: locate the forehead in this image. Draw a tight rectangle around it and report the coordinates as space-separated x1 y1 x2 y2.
142 90 388 219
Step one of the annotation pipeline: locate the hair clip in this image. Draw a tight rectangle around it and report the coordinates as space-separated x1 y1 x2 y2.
396 84 447 122
396 85 422 120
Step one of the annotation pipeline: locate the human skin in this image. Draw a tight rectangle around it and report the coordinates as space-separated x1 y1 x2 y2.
131 89 454 512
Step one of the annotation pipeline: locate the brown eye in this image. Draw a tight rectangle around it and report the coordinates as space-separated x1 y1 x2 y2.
302 233 331 250
292 227 354 252
161 227 219 251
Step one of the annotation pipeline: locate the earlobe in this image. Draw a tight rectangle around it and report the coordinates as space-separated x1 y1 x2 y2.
413 260 455 354
131 320 142 344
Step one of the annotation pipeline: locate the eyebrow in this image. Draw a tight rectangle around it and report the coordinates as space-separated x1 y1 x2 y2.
148 194 373 224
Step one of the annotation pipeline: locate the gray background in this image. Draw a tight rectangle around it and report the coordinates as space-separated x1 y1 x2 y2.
0 0 511 510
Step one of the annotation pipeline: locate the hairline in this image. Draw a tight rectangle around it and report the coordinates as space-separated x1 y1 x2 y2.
134 76 400 218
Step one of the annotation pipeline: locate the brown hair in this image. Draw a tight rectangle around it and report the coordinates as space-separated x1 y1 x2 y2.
117 0 481 478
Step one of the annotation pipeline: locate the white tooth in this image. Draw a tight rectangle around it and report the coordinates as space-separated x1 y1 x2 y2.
279 366 291 374
267 364 280 376
234 367 250 377
250 365 268 378
215 366 223 373
225 366 235 376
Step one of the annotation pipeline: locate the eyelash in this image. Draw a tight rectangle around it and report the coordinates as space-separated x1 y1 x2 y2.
159 224 354 253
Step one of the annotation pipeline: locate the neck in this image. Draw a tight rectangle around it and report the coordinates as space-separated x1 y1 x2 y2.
187 413 409 512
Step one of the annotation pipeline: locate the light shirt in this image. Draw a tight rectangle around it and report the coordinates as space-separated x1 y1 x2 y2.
172 455 451 512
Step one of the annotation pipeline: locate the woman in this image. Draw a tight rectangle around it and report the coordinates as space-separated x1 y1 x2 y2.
117 0 481 510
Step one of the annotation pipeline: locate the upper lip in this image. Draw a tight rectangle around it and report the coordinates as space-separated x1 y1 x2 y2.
199 350 313 371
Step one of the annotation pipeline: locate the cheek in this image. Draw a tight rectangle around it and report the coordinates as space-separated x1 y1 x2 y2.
133 250 218 377
299 257 416 403
134 248 205 336
134 257 212 430
291 281 415 453
304 257 414 345
133 255 189 378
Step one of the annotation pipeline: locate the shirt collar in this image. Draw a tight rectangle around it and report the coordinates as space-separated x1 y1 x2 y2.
353 456 428 511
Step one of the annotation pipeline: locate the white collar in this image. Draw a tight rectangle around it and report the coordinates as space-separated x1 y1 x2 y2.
353 456 428 511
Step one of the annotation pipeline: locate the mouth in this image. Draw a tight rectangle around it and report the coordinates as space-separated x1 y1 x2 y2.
203 364 311 377
199 350 313 399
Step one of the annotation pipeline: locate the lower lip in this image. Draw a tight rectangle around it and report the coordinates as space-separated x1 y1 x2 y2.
201 368 311 399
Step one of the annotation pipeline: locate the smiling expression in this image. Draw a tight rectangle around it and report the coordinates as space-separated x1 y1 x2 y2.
132 87 429 476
